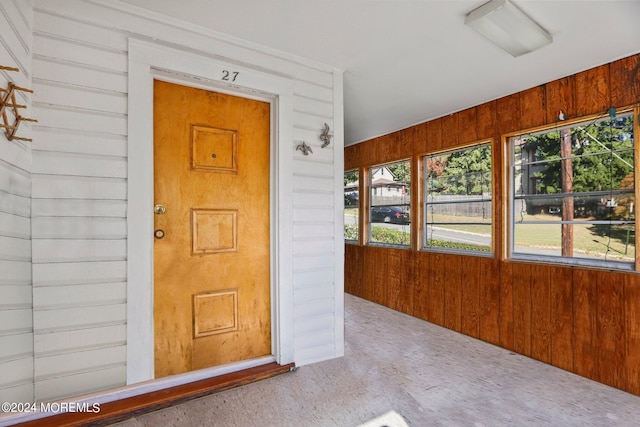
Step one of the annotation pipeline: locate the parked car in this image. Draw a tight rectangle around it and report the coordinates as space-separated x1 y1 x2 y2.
344 192 358 206
371 206 410 224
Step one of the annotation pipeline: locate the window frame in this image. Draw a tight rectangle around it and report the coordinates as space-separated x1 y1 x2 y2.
343 168 360 244
422 141 494 256
507 108 638 271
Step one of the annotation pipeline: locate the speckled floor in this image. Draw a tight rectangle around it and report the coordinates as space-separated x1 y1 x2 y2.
114 294 640 426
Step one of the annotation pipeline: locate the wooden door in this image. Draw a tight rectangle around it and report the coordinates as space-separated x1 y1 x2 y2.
153 80 271 378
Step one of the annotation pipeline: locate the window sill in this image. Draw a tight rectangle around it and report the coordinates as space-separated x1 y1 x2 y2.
510 253 635 272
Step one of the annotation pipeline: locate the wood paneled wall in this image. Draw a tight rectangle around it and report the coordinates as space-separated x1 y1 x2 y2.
345 53 640 395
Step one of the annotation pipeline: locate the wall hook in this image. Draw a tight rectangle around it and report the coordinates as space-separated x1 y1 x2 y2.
320 123 332 148
296 141 313 156
0 66 36 142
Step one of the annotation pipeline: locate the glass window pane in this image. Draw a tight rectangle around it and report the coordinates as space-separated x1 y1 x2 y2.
424 143 492 253
344 170 359 242
511 113 635 269
369 160 411 246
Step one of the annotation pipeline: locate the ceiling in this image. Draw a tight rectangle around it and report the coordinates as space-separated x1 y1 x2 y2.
120 0 640 145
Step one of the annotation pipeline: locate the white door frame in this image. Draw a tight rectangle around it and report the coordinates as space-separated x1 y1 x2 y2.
126 39 295 385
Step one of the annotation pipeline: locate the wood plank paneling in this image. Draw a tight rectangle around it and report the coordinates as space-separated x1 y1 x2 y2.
519 86 546 130
549 266 573 372
428 252 445 326
512 263 532 356
530 264 551 363
458 107 477 145
391 129 413 161
344 244 362 296
461 256 480 338
610 55 640 108
496 93 521 135
362 246 377 302
413 122 428 155
476 101 496 141
596 271 626 389
499 262 514 351
344 144 361 171
426 118 443 153
443 254 462 332
575 65 610 116
387 249 414 315
370 135 389 166
573 269 598 381
372 247 388 305
625 274 640 395
413 251 430 321
479 258 500 345
441 114 459 150
400 249 415 315
345 52 640 397
545 76 575 124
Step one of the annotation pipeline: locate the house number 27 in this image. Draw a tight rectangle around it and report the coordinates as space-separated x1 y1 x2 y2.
222 70 239 82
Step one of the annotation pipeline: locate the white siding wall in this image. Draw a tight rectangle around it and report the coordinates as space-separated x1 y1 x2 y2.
27 0 344 401
0 0 33 404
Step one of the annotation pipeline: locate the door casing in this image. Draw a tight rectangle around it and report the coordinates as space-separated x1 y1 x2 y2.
127 39 295 387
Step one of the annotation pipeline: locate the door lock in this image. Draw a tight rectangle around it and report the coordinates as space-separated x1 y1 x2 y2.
154 204 166 215
154 229 165 239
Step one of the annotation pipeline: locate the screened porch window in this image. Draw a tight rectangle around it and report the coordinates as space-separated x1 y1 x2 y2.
344 169 359 242
424 143 492 253
368 160 411 246
510 112 635 269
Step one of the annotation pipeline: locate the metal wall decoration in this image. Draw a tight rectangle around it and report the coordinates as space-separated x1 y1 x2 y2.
0 65 37 142
296 141 313 156
320 122 332 148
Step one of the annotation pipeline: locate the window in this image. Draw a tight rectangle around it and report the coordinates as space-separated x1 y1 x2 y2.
511 112 635 269
424 143 492 253
369 160 410 246
344 170 359 242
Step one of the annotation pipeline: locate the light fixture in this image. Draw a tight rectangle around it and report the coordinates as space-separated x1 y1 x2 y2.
465 0 552 57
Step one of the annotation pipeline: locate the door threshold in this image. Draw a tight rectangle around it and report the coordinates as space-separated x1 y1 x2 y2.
12 362 295 427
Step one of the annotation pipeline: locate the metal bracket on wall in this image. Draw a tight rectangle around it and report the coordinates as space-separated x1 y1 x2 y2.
320 122 332 148
296 141 313 156
0 65 37 142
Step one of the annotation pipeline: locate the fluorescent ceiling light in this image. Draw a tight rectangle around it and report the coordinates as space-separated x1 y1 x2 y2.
465 0 552 57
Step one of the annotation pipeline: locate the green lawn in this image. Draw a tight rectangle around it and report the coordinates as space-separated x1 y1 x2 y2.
430 212 635 262
346 211 635 262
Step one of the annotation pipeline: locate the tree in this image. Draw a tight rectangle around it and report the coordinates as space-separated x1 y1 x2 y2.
439 145 492 195
527 115 634 217
344 170 358 186
387 161 410 185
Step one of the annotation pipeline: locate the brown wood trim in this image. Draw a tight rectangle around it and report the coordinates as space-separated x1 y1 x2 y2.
14 362 294 427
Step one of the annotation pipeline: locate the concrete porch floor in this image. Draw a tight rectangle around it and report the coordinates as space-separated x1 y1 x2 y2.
115 294 640 426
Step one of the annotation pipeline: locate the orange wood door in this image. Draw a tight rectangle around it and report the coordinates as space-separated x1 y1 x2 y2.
153 80 271 378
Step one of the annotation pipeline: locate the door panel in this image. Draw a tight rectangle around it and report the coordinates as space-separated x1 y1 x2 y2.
153 80 271 378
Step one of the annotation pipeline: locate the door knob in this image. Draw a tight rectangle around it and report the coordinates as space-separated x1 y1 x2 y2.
154 204 166 215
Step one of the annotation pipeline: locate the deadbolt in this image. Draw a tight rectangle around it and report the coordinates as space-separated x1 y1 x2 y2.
154 204 166 215
154 229 165 239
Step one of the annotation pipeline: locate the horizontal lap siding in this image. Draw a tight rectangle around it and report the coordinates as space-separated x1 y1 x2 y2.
344 53 640 396
31 3 128 398
0 0 33 403
28 0 342 400
292 72 340 363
